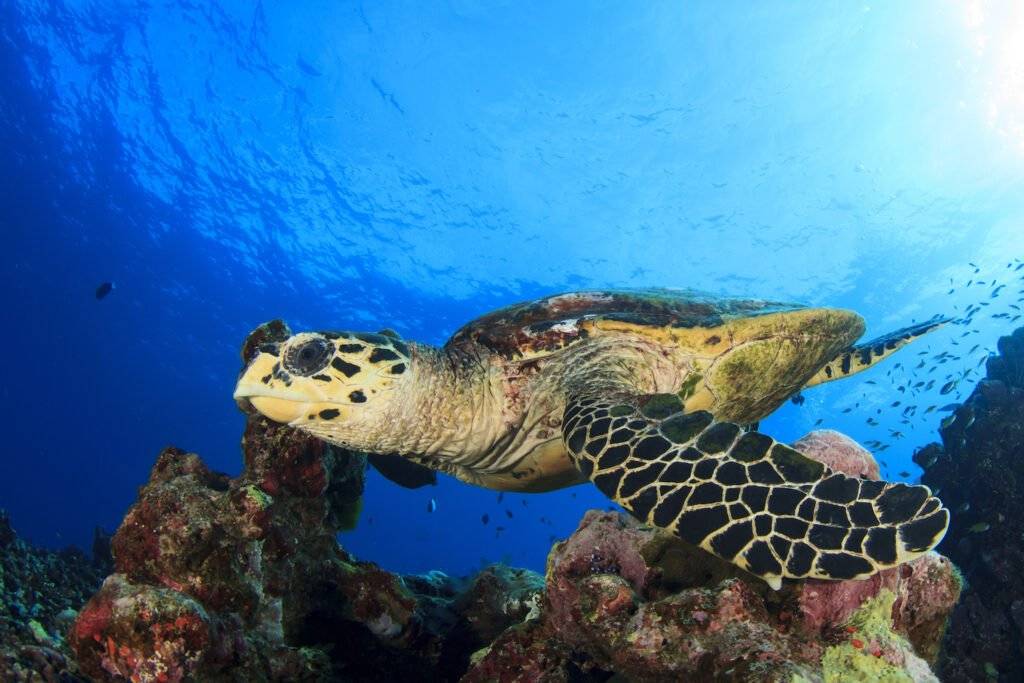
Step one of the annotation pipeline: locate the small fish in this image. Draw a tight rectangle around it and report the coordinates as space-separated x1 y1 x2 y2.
95 281 114 299
968 522 990 533
891 401 901 407
791 393 805 406
427 498 437 513
940 380 957 395
940 414 957 429
481 513 489 525
842 407 853 413
898 471 911 478
957 502 971 513
497 492 504 503
924 405 936 414
939 403 959 412
814 418 824 426
505 509 514 519
865 379 877 384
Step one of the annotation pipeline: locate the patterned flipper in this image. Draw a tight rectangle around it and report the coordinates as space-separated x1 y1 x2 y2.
563 393 949 589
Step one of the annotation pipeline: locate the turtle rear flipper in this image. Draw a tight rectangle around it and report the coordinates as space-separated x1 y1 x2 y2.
562 393 949 590
803 315 950 388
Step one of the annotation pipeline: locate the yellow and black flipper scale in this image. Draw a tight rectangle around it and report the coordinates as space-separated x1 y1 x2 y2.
562 393 949 590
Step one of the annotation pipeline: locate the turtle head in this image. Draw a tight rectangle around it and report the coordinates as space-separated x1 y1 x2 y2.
234 330 412 447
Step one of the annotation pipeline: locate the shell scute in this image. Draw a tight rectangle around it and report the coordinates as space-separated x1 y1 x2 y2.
445 289 804 359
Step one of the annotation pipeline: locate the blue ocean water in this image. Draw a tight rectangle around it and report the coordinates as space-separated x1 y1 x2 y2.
1 1 1023 579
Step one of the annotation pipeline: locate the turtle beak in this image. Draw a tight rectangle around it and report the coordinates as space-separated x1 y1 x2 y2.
234 353 310 424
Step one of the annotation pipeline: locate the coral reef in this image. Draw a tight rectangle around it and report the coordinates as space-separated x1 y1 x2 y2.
913 325 1024 682
461 506 957 682
0 510 107 682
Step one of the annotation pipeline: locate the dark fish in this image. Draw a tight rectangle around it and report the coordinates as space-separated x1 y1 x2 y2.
841 407 853 413
505 509 514 519
898 471 911 478
791 393 805 406
497 492 504 503
95 281 114 299
891 401 901 407
814 418 824 426
939 403 959 412
481 514 489 525
940 380 957 395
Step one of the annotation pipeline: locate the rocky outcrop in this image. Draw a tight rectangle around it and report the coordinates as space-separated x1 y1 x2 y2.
914 326 1024 682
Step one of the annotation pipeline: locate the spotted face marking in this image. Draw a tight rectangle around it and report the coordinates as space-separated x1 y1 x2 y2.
562 394 949 590
234 329 414 434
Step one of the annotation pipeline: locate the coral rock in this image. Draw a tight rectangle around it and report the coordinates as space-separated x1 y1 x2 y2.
792 429 881 479
913 325 1024 682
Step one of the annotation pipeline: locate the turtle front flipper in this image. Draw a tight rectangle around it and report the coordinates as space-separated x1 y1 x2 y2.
562 393 949 590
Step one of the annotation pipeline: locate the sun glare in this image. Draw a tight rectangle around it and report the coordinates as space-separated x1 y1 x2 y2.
960 0 1024 153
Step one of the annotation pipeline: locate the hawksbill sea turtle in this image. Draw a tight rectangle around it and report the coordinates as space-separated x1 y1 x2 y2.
234 289 950 590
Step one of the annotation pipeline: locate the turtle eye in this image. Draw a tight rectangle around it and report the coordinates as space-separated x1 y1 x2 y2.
284 338 332 376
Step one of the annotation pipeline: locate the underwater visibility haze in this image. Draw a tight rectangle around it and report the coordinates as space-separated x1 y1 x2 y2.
2 2 1024 680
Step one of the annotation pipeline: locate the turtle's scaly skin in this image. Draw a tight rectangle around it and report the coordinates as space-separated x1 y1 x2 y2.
234 289 950 588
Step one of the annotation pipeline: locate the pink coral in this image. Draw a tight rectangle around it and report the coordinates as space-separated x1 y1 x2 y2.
792 429 881 479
